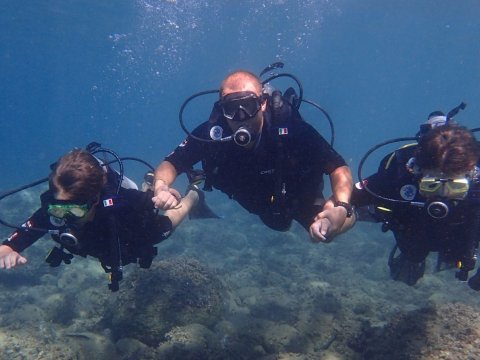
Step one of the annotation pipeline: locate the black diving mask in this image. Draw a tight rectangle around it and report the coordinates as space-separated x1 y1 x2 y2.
220 91 263 121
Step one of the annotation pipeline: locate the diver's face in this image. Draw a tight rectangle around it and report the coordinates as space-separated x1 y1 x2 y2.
221 83 266 145
225 106 263 137
51 191 98 226
418 169 471 200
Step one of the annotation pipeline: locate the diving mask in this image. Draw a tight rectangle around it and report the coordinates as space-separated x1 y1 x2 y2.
48 202 91 219
220 91 263 121
418 175 470 200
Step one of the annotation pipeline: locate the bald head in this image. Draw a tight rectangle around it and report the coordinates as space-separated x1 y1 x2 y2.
220 70 262 98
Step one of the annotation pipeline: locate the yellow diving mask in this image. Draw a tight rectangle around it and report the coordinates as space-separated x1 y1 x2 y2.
47 202 91 219
418 175 470 199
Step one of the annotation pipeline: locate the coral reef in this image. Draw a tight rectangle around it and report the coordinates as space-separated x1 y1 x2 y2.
106 258 225 347
0 190 479 359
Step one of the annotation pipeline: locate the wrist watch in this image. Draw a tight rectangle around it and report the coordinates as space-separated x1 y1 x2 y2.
334 201 353 218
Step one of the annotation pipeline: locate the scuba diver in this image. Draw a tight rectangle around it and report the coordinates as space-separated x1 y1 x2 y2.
351 107 480 287
152 67 355 242
0 144 216 291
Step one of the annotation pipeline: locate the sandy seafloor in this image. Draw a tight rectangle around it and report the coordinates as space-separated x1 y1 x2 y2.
0 187 479 360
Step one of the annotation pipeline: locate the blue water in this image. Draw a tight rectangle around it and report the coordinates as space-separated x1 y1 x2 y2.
2 2 480 357
1 0 479 187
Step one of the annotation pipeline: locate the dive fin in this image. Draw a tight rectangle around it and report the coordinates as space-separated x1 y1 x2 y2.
388 246 425 286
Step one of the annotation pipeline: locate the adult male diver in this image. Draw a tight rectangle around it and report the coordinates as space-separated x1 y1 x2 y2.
152 70 355 242
0 145 214 291
352 108 480 287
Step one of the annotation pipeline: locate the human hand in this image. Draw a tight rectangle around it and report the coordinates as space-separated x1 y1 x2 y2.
0 247 27 269
152 182 182 210
309 206 348 243
309 217 333 243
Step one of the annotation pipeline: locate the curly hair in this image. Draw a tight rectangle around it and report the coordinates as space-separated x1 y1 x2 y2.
416 125 480 175
49 149 107 203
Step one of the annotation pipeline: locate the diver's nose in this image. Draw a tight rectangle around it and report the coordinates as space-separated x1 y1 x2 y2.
438 183 449 197
235 108 249 121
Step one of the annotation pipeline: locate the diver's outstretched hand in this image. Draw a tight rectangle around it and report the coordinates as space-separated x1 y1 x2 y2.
152 182 182 210
0 245 27 269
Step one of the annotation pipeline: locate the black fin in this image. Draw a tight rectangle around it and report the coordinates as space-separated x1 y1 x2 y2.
388 246 425 286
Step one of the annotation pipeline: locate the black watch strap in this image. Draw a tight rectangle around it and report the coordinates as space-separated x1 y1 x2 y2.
334 201 353 218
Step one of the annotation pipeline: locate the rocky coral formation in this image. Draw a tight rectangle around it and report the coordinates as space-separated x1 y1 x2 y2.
350 302 480 359
0 324 116 360
106 258 225 347
1 190 480 359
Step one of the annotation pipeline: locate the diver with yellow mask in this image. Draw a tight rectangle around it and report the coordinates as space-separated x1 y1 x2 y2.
0 144 215 291
352 106 480 287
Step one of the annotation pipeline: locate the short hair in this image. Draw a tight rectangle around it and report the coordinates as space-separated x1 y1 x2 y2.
49 149 106 203
220 70 262 97
415 125 480 174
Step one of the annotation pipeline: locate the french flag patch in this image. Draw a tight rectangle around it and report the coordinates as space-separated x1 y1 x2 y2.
103 198 114 207
278 127 288 135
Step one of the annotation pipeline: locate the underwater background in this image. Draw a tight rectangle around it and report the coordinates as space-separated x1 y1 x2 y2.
0 1 480 359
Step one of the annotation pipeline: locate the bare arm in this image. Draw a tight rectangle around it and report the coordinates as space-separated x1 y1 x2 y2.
328 165 353 204
154 160 178 187
164 188 199 228
152 161 182 209
310 165 356 242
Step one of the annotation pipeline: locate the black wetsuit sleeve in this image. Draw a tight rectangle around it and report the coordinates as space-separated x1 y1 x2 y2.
297 122 346 175
120 189 173 243
164 122 210 175
121 188 156 211
2 208 49 253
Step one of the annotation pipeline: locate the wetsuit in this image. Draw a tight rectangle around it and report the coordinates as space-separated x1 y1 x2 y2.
351 145 480 282
166 116 346 231
3 186 172 269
